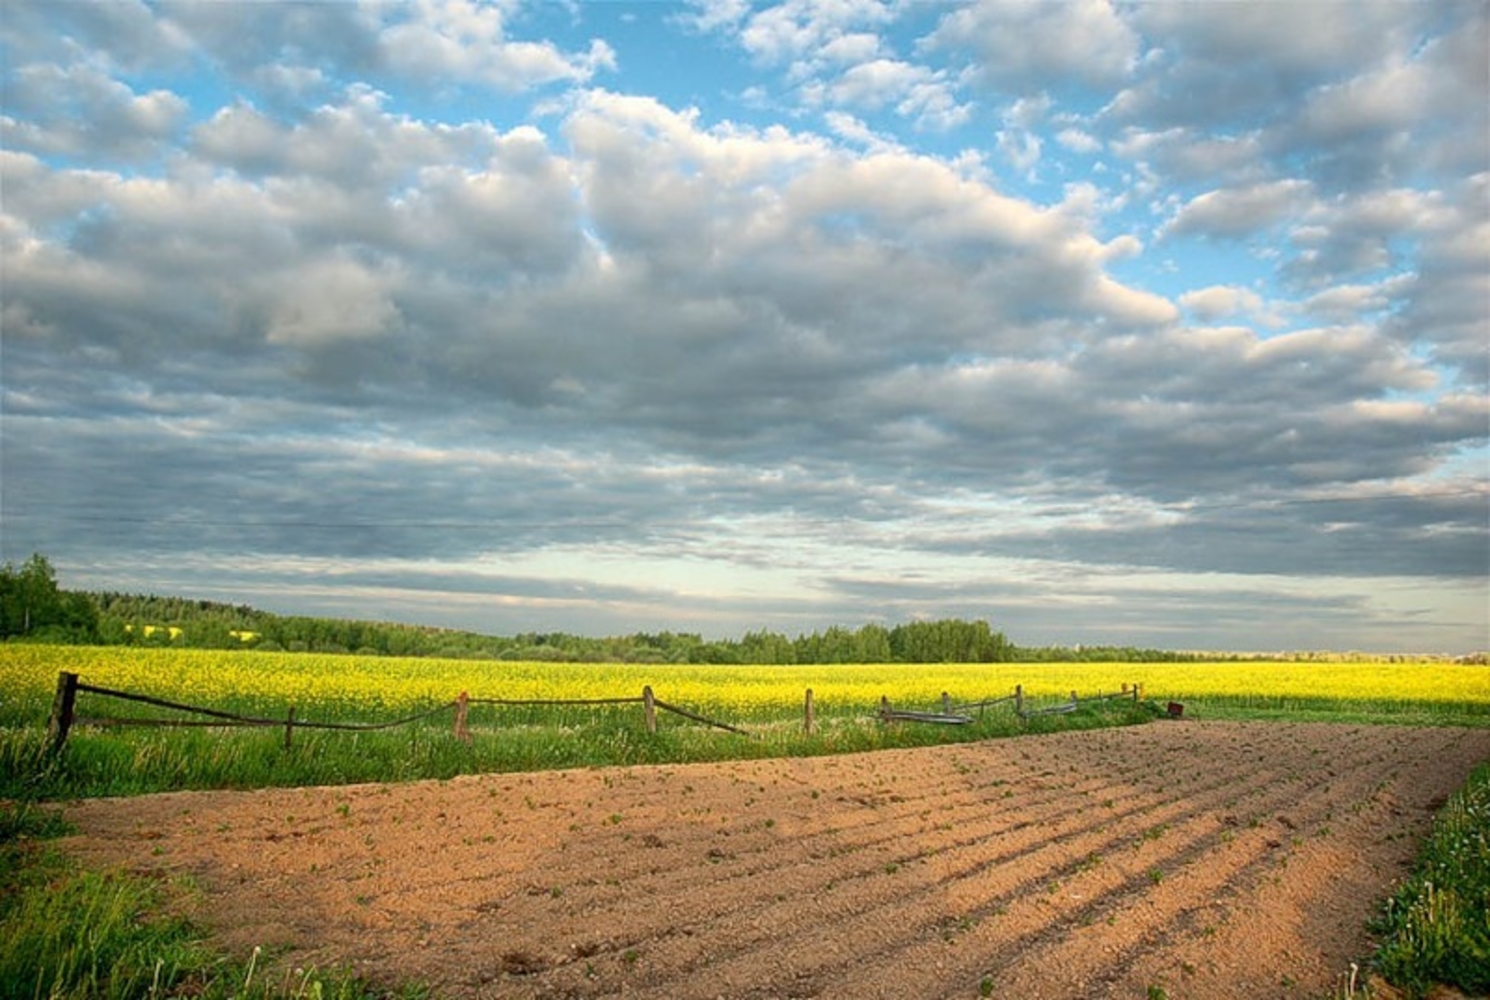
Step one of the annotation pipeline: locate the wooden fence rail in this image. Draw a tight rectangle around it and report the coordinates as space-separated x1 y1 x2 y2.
880 683 1145 725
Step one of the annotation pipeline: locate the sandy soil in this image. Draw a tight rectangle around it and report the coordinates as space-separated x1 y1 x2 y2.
63 721 1489 999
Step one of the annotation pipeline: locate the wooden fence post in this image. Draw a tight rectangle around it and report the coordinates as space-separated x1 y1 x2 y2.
880 694 890 720
1134 683 1142 702
1070 690 1079 708
46 671 79 756
1014 685 1023 717
804 688 815 735
642 686 657 734
454 691 471 743
941 692 952 716
284 706 296 749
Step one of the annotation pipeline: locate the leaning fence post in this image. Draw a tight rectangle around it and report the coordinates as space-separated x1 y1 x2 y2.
804 688 816 735
1014 685 1023 717
284 705 296 749
642 685 657 734
46 671 79 756
454 691 471 744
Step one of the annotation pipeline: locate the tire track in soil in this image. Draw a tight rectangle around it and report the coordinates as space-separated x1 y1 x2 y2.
61 722 1490 1000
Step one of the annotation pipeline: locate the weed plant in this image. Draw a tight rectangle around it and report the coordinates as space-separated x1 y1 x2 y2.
1370 762 1490 998
0 802 425 1000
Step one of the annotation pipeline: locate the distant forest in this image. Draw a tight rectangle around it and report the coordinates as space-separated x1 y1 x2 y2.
3 552 1437 664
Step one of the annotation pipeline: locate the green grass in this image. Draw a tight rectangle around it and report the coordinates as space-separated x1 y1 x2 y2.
0 802 423 1000
1369 761 1490 998
1 698 1156 801
1156 696 1489 728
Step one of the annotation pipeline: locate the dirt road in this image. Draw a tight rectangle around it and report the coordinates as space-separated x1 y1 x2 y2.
64 721 1489 999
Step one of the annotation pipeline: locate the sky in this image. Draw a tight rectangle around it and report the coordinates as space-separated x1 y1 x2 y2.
2 0 1487 653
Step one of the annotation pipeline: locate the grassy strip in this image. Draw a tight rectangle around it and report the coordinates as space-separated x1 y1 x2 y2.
1162 697 1489 728
1369 761 1490 998
1 700 1156 801
0 803 424 1000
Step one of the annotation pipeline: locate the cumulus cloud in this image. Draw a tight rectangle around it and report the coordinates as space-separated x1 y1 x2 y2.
1164 179 1315 240
1 63 187 159
378 0 616 91
807 58 971 130
1179 285 1266 323
688 0 968 130
926 0 1139 93
1110 1 1431 130
735 0 895 70
2 0 1485 651
264 257 402 347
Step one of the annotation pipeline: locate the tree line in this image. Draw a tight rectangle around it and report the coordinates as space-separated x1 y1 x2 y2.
1 552 1206 663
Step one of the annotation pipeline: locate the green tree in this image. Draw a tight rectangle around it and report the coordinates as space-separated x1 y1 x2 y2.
853 623 893 662
739 629 795 664
0 554 97 642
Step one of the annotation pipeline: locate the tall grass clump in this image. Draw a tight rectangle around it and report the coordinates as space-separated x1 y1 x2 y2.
0 802 424 1000
1370 762 1490 998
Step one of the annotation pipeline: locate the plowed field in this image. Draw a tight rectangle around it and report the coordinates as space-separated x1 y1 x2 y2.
64 721 1489 999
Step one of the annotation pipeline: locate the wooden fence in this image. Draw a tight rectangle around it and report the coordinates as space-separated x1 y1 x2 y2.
44 672 1155 758
43 671 752 756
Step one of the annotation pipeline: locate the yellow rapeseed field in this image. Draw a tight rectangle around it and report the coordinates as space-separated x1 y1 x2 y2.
2 644 1486 725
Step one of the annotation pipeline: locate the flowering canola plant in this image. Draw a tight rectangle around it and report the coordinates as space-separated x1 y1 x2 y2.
2 645 1486 727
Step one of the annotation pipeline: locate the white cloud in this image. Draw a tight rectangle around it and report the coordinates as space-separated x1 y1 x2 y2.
1055 128 1101 154
821 111 901 153
1111 1 1432 130
1110 127 1265 186
1164 179 1314 240
926 0 1140 92
736 0 895 69
1301 283 1396 322
996 128 1041 178
817 31 883 67
809 58 970 129
1 62 187 159
264 257 402 346
816 58 918 108
1179 285 1265 322
674 0 753 35
379 0 615 90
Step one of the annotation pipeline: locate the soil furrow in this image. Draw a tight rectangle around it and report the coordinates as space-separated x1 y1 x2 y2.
61 721 1490 1000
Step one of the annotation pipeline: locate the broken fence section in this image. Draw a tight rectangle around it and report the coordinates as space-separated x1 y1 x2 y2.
879 683 1146 725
